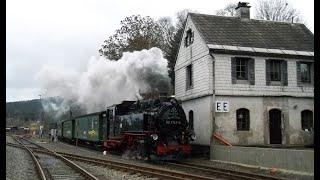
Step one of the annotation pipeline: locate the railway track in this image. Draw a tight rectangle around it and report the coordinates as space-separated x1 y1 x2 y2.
165 162 287 180
8 136 288 180
9 143 215 180
10 135 98 180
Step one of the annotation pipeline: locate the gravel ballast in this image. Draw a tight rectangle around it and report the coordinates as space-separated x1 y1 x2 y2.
6 135 19 144
6 145 38 180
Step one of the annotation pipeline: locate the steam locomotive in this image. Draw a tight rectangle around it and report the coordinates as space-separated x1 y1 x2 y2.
58 97 195 160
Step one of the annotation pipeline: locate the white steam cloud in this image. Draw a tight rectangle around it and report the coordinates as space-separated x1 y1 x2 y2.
36 48 171 116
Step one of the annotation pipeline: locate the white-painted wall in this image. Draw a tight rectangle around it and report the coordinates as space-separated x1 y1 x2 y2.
175 16 213 101
174 16 214 146
213 54 314 97
181 96 213 145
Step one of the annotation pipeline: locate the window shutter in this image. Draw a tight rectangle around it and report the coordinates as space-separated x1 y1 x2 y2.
184 36 187 47
311 62 314 85
296 62 301 87
248 58 255 85
281 60 288 86
266 60 271 85
231 57 236 84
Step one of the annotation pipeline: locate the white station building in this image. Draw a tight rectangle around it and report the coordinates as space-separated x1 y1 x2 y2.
174 2 314 153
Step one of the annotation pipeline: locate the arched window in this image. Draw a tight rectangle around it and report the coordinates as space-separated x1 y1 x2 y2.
189 110 194 130
236 108 250 131
301 110 313 131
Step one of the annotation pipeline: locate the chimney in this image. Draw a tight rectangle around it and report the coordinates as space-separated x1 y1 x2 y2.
235 2 251 20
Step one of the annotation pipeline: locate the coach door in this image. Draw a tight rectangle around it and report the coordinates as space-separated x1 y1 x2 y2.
269 109 282 144
105 110 110 139
108 108 115 137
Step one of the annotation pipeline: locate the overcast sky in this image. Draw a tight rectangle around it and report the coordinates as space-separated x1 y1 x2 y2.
6 0 314 102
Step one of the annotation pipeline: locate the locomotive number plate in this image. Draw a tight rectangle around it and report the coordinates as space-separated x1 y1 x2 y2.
165 120 181 125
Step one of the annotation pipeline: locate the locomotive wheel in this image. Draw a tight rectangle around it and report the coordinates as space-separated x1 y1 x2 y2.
136 141 145 160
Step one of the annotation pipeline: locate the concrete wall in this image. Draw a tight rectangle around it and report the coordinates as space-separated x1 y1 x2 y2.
211 145 314 173
287 98 314 145
214 96 314 145
182 95 213 146
214 96 264 145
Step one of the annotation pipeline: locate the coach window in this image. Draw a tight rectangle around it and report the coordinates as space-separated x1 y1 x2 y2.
236 108 250 131
301 110 313 131
189 110 194 130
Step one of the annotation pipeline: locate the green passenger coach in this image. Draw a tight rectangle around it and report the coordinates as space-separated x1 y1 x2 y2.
74 111 107 142
62 119 74 139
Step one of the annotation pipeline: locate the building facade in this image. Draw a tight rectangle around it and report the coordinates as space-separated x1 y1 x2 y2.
174 2 314 148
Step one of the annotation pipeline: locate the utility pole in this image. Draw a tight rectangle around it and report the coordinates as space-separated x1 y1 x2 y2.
39 94 42 123
38 94 43 139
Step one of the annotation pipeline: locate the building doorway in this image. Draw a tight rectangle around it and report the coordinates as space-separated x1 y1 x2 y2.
269 109 282 144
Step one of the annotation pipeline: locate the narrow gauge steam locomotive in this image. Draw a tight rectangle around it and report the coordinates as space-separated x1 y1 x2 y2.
57 97 196 160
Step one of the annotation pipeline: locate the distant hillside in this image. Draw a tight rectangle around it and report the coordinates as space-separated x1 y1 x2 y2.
6 97 87 124
6 99 43 121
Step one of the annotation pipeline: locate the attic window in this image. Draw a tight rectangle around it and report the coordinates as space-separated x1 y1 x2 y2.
184 29 194 47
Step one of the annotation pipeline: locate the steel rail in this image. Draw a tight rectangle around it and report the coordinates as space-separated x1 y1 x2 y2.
59 151 287 180
59 152 216 180
167 162 288 180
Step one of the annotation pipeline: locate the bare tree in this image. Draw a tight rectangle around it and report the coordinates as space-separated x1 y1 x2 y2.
255 0 303 23
157 17 175 57
215 3 237 17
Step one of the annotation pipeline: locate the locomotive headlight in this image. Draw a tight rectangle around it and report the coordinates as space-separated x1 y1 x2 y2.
190 132 196 141
150 134 158 141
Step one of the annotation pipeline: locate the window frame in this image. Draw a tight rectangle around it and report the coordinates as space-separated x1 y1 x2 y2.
270 60 281 81
188 110 194 130
300 62 311 83
185 29 193 47
236 58 249 80
236 108 250 131
186 64 193 90
301 110 313 132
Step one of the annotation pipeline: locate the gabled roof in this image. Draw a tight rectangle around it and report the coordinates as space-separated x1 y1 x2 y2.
189 13 314 52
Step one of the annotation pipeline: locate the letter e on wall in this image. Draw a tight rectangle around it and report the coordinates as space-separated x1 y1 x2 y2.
215 101 229 112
